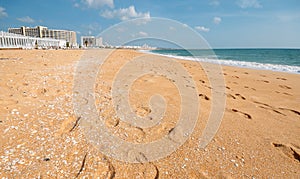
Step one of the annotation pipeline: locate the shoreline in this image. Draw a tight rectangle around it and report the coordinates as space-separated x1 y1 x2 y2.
143 49 300 74
2 48 300 74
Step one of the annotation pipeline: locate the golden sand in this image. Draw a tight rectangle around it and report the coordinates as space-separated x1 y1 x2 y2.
0 49 299 178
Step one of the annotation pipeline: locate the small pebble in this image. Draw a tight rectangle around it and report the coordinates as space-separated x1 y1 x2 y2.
43 158 50 161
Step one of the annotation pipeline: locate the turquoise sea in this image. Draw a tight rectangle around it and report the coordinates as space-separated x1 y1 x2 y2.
148 49 300 74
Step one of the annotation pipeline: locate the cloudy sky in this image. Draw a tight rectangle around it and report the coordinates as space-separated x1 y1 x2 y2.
0 0 299 48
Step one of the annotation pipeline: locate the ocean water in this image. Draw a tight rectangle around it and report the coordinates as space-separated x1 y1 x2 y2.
149 49 300 74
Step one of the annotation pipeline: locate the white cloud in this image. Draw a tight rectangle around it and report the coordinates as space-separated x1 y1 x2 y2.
213 17 222 24
101 5 150 21
195 26 210 32
82 0 114 8
0 6 8 18
74 3 80 8
236 0 262 8
138 31 148 37
209 0 220 6
17 16 35 23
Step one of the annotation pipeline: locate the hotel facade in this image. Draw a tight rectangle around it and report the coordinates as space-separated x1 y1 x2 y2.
0 31 65 49
8 26 77 47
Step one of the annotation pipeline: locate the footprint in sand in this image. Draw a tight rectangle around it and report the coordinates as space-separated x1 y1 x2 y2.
253 101 286 116
235 93 246 100
199 79 205 84
253 101 300 117
258 106 286 116
260 80 269 83
276 77 287 81
279 85 292 89
227 94 236 99
227 93 246 100
282 92 292 96
272 143 300 162
275 91 292 96
199 94 210 101
204 85 212 89
278 107 300 116
186 84 195 89
231 108 252 119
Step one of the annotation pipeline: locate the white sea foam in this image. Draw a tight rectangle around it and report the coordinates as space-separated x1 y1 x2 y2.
142 51 300 74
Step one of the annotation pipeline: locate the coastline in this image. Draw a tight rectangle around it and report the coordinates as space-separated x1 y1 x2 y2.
144 49 300 74
0 49 299 178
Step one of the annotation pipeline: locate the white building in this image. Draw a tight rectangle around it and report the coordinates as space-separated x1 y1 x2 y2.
81 36 103 47
8 26 77 47
0 31 66 49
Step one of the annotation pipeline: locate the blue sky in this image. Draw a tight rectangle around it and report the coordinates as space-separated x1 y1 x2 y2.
0 0 299 48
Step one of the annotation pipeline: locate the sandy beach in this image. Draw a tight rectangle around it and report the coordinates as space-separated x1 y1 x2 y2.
0 49 299 178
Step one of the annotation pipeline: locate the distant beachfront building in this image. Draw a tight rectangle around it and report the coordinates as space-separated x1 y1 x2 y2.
81 36 103 47
0 31 66 49
8 26 77 47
